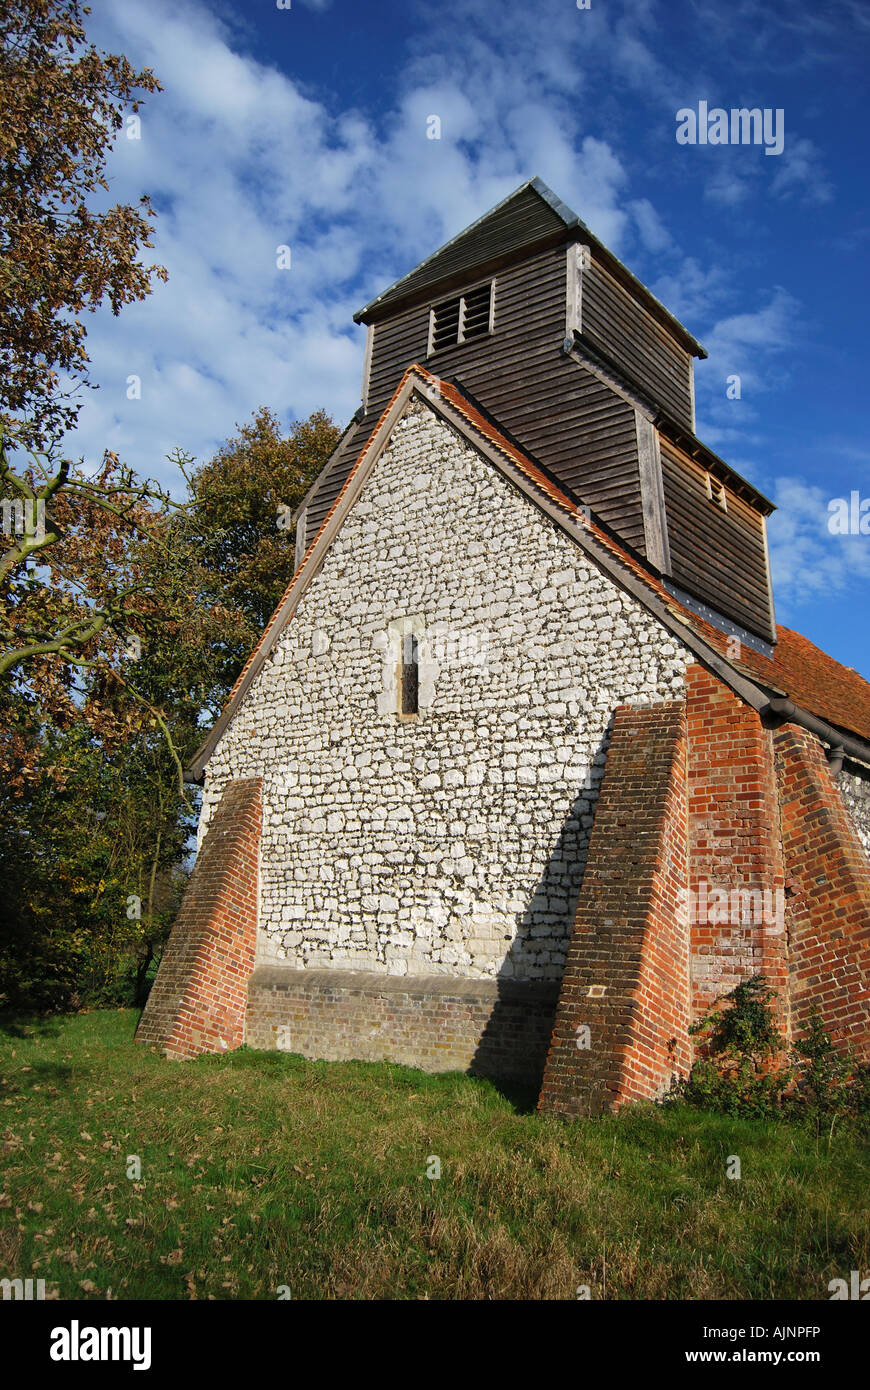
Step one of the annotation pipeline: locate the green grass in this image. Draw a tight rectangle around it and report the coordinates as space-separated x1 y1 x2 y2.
1 1008 867 1300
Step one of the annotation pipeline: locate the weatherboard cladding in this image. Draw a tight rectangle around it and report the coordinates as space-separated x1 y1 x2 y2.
659 437 775 643
580 257 695 432
355 178 706 361
305 178 782 655
304 417 373 540
361 244 648 555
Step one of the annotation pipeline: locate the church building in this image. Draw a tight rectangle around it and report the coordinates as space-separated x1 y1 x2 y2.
137 179 870 1115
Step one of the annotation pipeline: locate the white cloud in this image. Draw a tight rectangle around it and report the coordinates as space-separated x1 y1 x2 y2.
767 474 870 609
628 198 673 254
704 166 753 206
62 0 647 488
651 258 730 324
693 288 800 446
54 0 833 507
770 136 833 204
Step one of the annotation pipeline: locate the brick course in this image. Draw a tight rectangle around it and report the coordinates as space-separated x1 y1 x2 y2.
775 726 870 1057
246 966 559 1085
685 665 788 1024
136 777 262 1058
538 703 690 1116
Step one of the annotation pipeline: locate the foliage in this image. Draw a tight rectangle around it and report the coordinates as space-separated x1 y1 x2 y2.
0 407 337 1011
0 425 200 746
792 1010 870 1120
186 405 339 673
0 705 190 1012
0 0 166 443
672 975 791 1118
668 975 870 1125
0 3 340 1013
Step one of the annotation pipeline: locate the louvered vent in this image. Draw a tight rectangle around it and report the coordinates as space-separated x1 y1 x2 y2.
705 472 728 512
461 283 492 340
430 295 462 352
429 281 493 354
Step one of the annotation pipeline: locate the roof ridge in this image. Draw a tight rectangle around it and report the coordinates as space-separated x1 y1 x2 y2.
354 179 551 323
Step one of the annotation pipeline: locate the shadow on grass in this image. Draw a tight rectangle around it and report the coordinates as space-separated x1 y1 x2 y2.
2 1060 76 1093
470 1073 540 1114
221 1044 541 1115
0 1012 63 1041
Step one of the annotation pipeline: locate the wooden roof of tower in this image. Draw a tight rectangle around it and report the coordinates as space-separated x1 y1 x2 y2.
354 177 708 359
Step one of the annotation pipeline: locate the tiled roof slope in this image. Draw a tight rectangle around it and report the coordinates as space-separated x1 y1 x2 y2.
732 627 870 746
190 364 870 777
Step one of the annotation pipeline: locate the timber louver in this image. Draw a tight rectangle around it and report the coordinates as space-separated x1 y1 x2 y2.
429 281 492 353
459 282 493 340
430 295 462 352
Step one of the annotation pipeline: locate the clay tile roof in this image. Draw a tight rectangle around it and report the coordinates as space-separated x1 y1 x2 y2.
731 627 870 745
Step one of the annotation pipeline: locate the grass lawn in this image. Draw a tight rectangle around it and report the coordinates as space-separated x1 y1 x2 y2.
1 1008 867 1300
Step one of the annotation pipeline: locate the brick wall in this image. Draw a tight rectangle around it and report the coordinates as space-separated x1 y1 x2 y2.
246 966 559 1085
775 726 870 1057
537 702 690 1116
136 778 262 1059
685 665 788 1023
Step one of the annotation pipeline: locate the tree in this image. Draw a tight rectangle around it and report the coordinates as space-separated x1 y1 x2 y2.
0 4 341 1014
0 443 205 1011
0 404 338 742
0 0 186 773
0 427 202 792
0 407 340 1012
187 406 339 680
0 0 166 443
0 713 189 1011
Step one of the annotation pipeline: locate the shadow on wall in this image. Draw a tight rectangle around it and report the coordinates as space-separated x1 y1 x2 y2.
469 719 614 1093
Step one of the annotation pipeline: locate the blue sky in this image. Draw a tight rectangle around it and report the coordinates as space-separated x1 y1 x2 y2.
73 0 870 675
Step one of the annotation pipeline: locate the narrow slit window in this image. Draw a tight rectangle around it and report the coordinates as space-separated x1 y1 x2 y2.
400 633 419 716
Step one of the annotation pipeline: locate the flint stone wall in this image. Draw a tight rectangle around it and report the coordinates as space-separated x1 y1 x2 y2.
201 398 691 982
839 764 870 858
